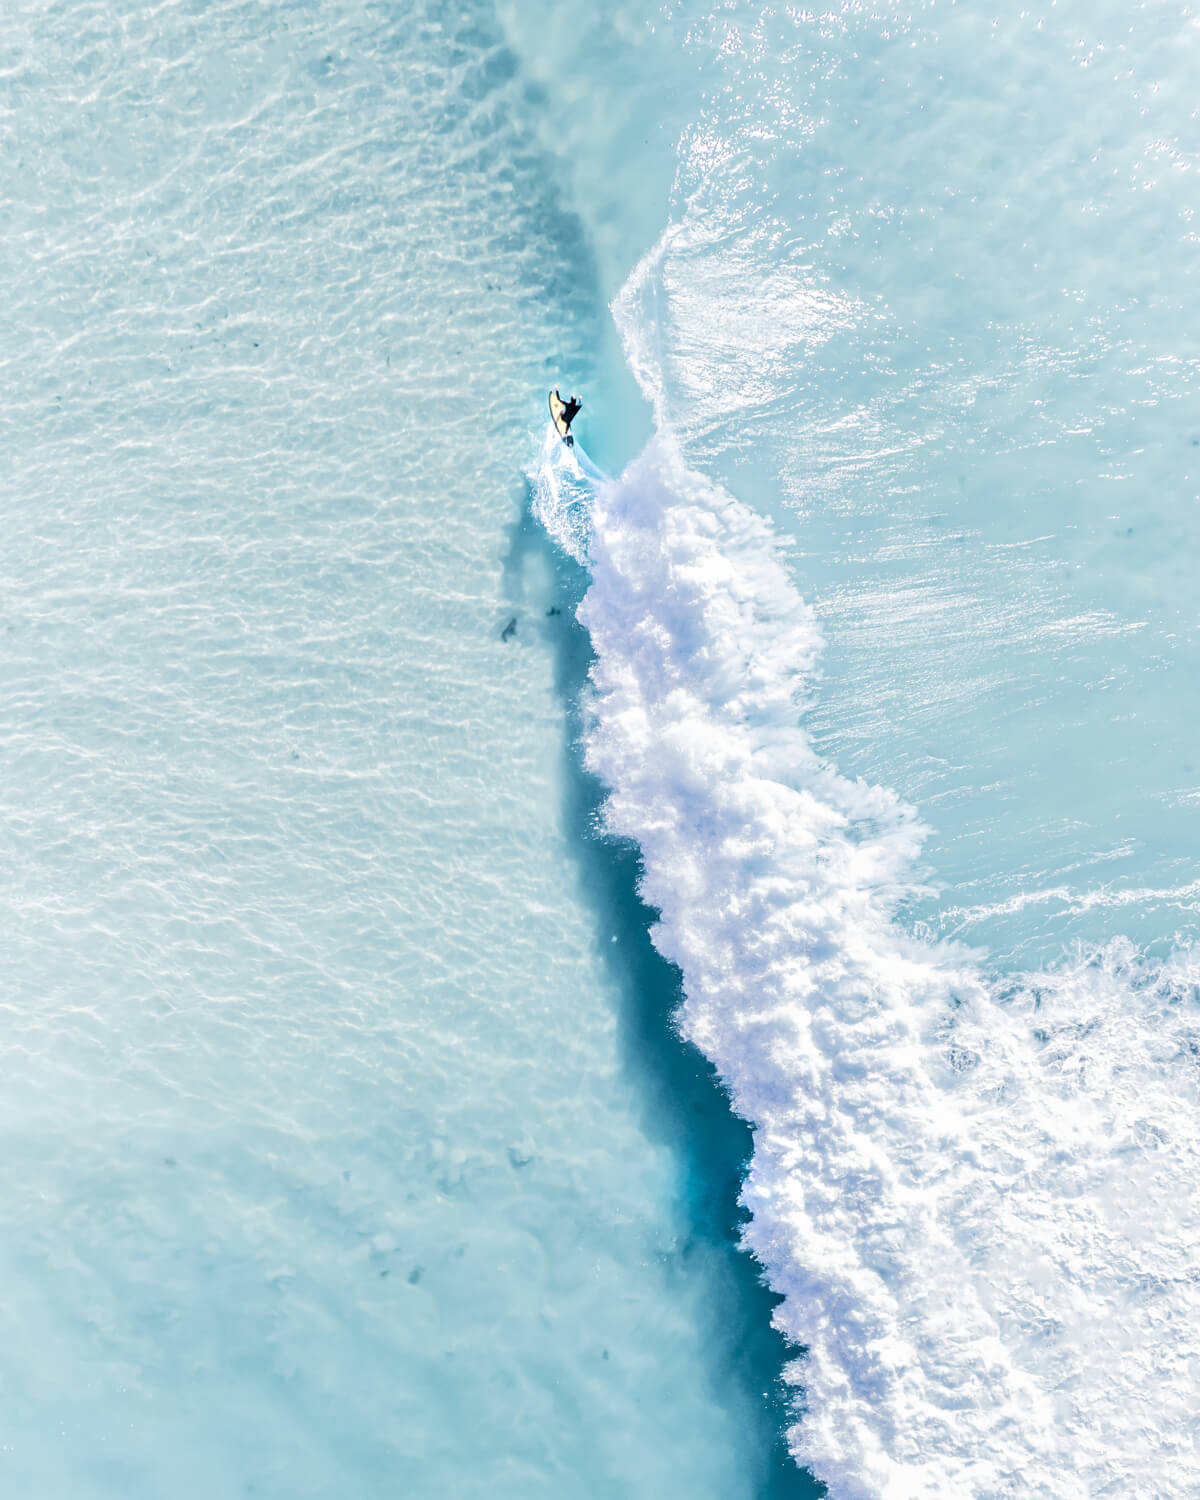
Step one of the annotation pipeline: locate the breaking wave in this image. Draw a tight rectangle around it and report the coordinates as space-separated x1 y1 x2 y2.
532 243 1200 1498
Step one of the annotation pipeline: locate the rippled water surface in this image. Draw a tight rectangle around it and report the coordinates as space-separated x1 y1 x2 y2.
619 3 1200 967
0 3 805 1496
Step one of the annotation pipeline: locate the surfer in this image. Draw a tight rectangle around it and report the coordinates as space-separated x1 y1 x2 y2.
549 386 582 446
558 391 582 430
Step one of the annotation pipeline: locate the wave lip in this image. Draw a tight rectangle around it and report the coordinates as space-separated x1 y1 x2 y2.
533 260 1200 1492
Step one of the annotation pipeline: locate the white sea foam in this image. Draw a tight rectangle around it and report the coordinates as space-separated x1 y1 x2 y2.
529 428 606 565
533 247 1200 1498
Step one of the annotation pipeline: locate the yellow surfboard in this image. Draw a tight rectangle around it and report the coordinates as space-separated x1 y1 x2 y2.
548 387 577 447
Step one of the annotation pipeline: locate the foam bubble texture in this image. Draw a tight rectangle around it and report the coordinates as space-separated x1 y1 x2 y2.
559 413 1200 1496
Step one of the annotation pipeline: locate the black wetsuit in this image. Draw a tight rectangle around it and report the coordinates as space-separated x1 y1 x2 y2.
561 396 582 430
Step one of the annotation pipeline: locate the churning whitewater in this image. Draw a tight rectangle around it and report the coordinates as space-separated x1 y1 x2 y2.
534 243 1200 1500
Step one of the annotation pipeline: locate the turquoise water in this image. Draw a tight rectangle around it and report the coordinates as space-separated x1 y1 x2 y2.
4 1 1200 1497
0 3 805 1496
613 2 1200 970
530 2 1200 1496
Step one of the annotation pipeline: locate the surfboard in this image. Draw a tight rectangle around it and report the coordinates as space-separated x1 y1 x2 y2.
548 388 576 447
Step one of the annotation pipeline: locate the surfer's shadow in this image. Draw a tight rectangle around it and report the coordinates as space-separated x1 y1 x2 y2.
500 479 558 602
499 477 590 646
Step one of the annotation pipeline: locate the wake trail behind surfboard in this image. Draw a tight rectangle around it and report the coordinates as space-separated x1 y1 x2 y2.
530 423 607 566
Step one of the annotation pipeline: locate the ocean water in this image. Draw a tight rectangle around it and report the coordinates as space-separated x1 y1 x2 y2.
0 3 801 1497
529 1 1200 1496
4 2 1199 1500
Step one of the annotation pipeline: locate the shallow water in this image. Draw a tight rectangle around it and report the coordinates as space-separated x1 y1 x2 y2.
0 3 812 1496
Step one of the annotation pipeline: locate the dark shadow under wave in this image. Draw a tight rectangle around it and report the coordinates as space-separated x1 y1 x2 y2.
503 489 824 1500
